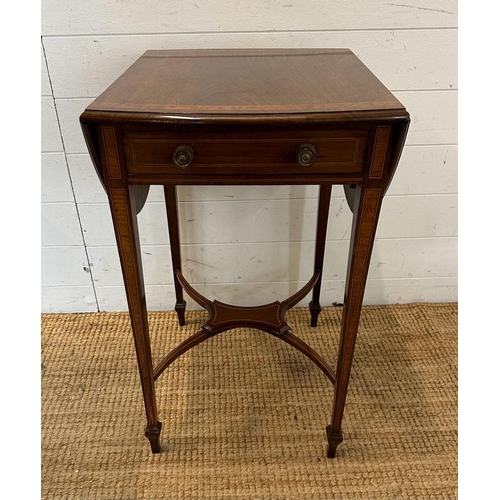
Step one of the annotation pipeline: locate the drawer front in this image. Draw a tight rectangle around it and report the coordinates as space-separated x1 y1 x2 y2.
123 129 368 176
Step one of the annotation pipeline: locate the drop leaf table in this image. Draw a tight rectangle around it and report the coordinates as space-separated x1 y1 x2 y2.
80 49 410 457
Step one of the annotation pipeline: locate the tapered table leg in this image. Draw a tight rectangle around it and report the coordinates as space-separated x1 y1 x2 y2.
109 187 162 453
309 184 332 327
164 185 186 326
327 186 384 457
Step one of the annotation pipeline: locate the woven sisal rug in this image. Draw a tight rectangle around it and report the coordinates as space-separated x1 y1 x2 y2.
41 303 457 500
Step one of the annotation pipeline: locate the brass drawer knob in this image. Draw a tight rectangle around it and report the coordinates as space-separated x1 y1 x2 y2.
173 145 194 168
296 143 317 166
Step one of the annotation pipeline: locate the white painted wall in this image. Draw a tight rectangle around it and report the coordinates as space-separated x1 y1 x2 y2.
41 1 458 313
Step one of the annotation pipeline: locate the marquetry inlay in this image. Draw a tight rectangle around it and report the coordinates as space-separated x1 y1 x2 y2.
102 126 122 179
369 126 390 179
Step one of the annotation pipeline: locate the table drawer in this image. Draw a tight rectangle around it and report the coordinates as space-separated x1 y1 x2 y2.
123 129 368 176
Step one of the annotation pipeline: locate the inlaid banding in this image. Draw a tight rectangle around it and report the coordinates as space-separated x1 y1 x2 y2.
102 126 122 179
369 126 390 179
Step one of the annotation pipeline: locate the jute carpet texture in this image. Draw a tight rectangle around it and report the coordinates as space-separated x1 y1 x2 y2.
41 303 457 500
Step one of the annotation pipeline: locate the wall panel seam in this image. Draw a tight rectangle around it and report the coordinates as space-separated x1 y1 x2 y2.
42 27 458 39
73 193 458 206
80 236 458 249
42 37 99 310
51 89 459 101
87 276 458 288
63 144 459 157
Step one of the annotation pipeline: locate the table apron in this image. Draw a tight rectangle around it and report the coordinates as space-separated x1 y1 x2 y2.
124 174 364 186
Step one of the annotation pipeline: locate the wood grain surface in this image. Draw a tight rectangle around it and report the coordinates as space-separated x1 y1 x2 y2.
86 49 406 115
